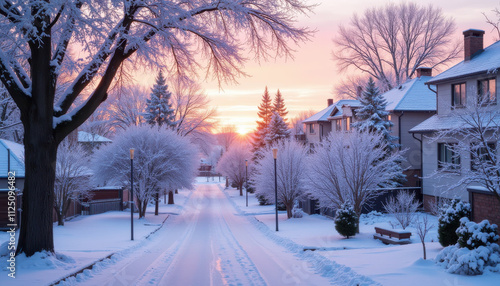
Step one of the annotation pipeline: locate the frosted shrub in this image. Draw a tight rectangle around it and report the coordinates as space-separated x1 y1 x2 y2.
436 243 500 275
438 200 471 247
335 203 358 238
457 218 499 250
383 191 420 230
437 218 500 275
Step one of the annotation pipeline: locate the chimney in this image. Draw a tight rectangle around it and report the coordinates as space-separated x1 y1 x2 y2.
356 86 363 98
327 98 334 107
463 29 485 61
416 67 432 78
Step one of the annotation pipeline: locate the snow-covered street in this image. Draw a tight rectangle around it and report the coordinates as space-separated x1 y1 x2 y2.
72 183 332 286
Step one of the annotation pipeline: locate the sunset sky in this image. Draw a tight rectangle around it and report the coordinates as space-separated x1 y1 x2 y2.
145 0 498 135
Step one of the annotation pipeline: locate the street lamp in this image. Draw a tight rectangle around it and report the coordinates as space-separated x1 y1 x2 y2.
273 147 279 232
130 148 135 241
245 159 248 207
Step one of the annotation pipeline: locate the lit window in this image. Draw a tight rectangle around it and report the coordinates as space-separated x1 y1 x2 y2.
335 119 342 131
344 117 352 131
309 124 315 134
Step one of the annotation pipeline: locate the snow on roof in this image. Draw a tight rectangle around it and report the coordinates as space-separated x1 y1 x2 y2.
383 76 436 111
78 131 112 143
427 40 500 84
302 105 336 123
0 139 25 177
303 100 361 123
410 112 500 133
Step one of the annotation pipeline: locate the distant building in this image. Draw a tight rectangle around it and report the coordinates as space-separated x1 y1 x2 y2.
0 139 24 230
78 131 112 153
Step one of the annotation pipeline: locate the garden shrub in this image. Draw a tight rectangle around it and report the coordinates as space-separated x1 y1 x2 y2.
438 199 471 247
335 203 358 238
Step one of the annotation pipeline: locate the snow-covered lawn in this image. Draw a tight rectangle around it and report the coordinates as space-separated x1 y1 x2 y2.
224 186 500 286
0 189 192 286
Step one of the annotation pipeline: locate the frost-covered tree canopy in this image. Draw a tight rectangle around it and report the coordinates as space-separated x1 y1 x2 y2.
273 89 288 122
216 142 251 193
254 140 308 218
91 126 198 217
307 130 405 216
144 70 176 128
353 78 397 149
264 112 291 146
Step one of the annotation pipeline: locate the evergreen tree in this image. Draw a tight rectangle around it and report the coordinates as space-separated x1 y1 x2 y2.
273 89 288 122
252 87 274 154
144 71 176 128
265 112 291 145
353 78 397 149
335 203 358 238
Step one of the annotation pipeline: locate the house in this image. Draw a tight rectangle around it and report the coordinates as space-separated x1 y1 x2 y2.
0 139 24 229
410 29 500 219
78 131 112 153
302 99 361 150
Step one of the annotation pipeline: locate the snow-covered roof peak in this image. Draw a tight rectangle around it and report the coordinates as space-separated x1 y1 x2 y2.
383 76 436 111
0 139 25 177
427 40 500 84
303 99 361 123
78 131 112 143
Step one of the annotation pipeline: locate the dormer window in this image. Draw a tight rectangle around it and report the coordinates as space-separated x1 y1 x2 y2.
478 78 496 105
452 83 466 107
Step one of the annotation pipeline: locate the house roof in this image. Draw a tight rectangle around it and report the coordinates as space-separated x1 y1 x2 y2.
426 40 500 85
0 139 25 177
409 111 500 133
383 76 436 111
78 131 112 143
303 100 361 123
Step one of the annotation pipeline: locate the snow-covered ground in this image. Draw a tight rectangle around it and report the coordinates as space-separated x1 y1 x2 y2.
0 188 192 285
224 186 500 285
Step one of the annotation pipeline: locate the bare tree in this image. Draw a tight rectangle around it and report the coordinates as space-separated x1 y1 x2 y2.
430 97 500 204
333 75 368 100
172 81 217 137
216 142 252 196
290 110 316 137
307 130 405 232
254 140 308 218
217 125 239 152
107 86 148 133
92 126 198 218
383 191 420 230
54 141 91 226
333 2 460 90
483 7 500 41
415 214 434 260
0 0 312 256
0 85 22 143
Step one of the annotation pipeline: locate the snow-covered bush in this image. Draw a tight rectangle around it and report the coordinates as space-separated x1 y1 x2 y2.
292 208 304 218
438 200 471 247
457 218 499 250
436 243 500 275
256 193 272 206
383 191 420 230
335 203 358 238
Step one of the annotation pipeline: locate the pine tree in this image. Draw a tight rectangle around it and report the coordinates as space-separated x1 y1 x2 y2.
353 78 397 149
144 71 176 128
273 89 288 122
265 112 291 145
252 87 274 154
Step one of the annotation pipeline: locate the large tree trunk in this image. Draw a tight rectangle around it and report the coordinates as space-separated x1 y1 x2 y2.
17 127 58 256
239 182 243 196
168 191 174 204
285 202 293 219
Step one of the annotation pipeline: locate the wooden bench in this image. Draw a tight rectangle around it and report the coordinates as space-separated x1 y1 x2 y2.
373 227 412 245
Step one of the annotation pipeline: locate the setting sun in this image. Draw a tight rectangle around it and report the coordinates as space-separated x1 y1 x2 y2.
237 126 250 135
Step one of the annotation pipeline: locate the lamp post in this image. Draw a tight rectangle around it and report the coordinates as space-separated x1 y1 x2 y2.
245 159 248 207
273 147 279 232
130 148 135 241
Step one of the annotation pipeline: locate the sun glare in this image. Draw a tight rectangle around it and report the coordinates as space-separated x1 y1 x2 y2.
237 127 250 135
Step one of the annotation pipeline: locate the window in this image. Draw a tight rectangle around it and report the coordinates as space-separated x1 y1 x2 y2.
387 114 392 131
344 117 352 131
309 124 315 134
335 119 342 131
478 78 496 104
452 83 466 107
438 143 460 170
471 143 496 171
